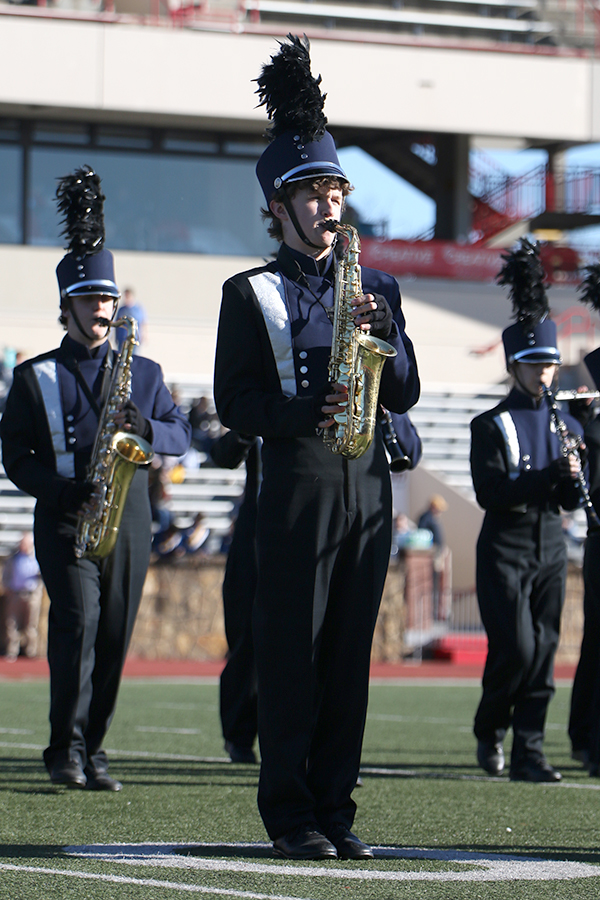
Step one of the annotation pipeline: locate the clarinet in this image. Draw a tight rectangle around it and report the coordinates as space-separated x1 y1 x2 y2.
379 407 412 472
542 384 599 527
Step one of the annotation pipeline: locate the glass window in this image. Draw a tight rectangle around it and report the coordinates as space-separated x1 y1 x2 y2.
28 147 274 257
0 146 22 243
163 134 218 154
96 128 153 150
32 122 90 145
0 120 20 142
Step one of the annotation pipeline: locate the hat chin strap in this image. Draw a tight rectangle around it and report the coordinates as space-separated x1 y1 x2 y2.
65 296 117 343
282 188 324 251
511 363 555 400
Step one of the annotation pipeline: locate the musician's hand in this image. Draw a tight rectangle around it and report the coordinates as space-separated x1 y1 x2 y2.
80 486 103 517
58 480 96 514
318 383 349 428
549 456 578 484
114 400 151 438
351 294 377 332
351 293 393 338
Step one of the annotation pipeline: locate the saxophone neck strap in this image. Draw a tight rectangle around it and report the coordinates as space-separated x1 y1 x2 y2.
61 348 114 420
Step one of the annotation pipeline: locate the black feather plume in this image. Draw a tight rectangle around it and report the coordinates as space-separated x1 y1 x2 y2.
56 165 105 256
255 34 327 144
578 263 600 313
496 237 549 328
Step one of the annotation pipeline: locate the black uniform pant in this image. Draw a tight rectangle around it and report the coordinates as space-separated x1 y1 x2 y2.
34 474 151 775
474 511 566 767
219 501 258 750
569 531 600 760
254 436 391 840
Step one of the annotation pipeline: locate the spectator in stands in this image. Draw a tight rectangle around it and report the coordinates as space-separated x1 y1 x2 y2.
189 396 221 456
115 286 147 352
417 495 448 619
182 513 211 556
417 495 447 548
2 532 43 662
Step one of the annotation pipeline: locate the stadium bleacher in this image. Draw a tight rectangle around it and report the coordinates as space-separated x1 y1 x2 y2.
0 381 509 556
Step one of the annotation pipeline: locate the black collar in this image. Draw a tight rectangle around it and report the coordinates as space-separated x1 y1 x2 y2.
61 334 111 362
507 386 543 410
277 243 335 281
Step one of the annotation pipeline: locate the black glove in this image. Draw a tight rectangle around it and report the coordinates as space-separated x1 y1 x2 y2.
368 293 393 340
58 480 95 514
548 456 573 485
120 400 151 439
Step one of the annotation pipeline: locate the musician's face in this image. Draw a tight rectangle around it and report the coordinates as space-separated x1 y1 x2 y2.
270 184 344 259
514 362 558 397
63 294 116 347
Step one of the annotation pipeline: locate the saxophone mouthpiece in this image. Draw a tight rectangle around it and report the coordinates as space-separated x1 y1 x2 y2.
96 317 112 328
323 220 340 234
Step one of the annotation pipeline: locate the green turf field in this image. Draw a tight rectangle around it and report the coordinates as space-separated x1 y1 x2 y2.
1 676 600 899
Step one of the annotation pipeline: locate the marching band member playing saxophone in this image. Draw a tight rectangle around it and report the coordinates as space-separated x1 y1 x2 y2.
214 36 419 859
471 238 582 783
0 167 190 791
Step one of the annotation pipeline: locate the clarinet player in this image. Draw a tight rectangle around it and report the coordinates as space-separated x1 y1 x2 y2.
471 238 582 783
0 167 190 790
214 37 418 859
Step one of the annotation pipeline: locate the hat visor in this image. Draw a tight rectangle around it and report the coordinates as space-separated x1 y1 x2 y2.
63 281 120 299
282 161 349 186
510 348 562 365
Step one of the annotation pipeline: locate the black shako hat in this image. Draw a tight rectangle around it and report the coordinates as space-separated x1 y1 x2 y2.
254 34 348 205
55 165 120 301
498 237 561 367
578 263 600 388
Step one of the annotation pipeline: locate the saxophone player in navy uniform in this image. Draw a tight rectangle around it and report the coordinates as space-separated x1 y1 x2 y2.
0 167 190 791
214 37 419 860
471 239 582 783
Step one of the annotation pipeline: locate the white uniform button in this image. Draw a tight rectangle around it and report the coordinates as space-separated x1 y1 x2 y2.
299 351 308 359
66 415 74 422
68 437 76 445
301 380 309 388
300 366 308 374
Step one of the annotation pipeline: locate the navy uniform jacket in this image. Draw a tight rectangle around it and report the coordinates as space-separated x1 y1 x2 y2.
0 335 190 512
214 243 419 437
471 387 582 523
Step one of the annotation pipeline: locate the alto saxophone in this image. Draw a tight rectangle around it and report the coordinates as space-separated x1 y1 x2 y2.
74 316 154 559
323 222 397 459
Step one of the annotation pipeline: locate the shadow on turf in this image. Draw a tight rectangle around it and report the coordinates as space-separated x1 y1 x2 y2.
427 844 600 865
359 760 594 782
0 755 259 792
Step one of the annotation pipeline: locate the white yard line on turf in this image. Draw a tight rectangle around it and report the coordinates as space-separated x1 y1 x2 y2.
61 843 600 883
0 864 311 899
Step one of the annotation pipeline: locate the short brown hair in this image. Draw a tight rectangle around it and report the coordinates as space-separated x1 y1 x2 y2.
261 176 353 243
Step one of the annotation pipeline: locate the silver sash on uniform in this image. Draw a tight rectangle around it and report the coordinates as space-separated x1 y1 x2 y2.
32 359 74 478
248 271 296 397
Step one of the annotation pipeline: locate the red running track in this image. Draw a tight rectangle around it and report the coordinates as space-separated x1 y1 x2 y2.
0 656 577 681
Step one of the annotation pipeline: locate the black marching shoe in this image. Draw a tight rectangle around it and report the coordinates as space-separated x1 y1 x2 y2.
476 740 505 775
225 741 256 764
327 824 374 860
510 758 561 783
273 825 338 860
85 769 123 792
49 759 87 788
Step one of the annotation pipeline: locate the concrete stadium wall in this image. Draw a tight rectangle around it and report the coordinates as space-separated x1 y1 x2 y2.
0 18 599 143
0 245 512 384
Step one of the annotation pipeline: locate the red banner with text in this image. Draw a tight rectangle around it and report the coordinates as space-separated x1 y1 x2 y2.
359 238 581 283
